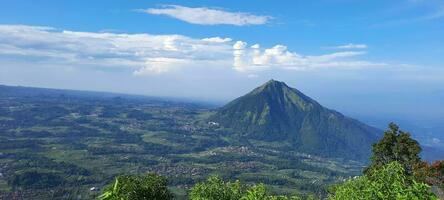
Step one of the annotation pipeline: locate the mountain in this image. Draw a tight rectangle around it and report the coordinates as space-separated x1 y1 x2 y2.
210 80 381 161
0 84 367 199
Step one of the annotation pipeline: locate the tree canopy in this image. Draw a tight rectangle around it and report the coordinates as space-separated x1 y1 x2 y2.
329 123 439 199
366 122 421 175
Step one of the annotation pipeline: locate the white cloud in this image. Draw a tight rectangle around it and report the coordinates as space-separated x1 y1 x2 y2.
233 41 247 50
432 138 441 144
233 41 249 72
0 25 390 77
251 44 260 49
335 43 368 49
322 43 368 50
232 41 386 72
138 5 271 26
202 37 232 43
133 58 185 75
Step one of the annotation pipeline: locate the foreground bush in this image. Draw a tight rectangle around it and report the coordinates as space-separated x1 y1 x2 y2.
329 162 437 200
99 173 173 200
190 176 302 200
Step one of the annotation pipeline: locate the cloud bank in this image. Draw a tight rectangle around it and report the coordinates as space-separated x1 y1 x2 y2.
0 25 232 75
138 5 271 26
0 25 387 77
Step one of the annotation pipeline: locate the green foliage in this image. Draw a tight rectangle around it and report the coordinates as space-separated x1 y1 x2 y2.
99 173 173 200
189 176 245 200
241 184 303 200
366 123 421 175
241 184 268 200
8 171 65 189
190 176 302 200
329 162 437 200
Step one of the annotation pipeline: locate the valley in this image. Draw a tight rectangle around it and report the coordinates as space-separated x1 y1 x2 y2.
0 85 364 199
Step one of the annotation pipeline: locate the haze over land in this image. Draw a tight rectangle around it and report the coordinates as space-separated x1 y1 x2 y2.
1 1 444 199
1 1 443 145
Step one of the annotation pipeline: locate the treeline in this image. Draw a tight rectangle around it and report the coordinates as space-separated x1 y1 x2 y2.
99 123 444 200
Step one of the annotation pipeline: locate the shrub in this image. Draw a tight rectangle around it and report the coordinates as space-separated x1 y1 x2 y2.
329 162 437 200
99 173 173 200
190 176 302 200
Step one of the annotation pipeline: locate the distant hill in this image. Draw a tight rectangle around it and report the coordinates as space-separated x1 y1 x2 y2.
0 84 215 109
210 80 381 161
421 146 444 162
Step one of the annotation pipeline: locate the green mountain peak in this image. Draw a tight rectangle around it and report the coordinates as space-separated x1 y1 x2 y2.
256 79 287 91
210 80 380 161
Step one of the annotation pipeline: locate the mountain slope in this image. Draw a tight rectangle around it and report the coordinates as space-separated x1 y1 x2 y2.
210 80 381 160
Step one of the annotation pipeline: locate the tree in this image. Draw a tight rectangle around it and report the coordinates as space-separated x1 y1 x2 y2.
98 173 173 200
366 122 421 175
329 162 437 200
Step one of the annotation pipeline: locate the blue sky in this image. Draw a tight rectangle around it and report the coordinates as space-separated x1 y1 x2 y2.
0 0 443 125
